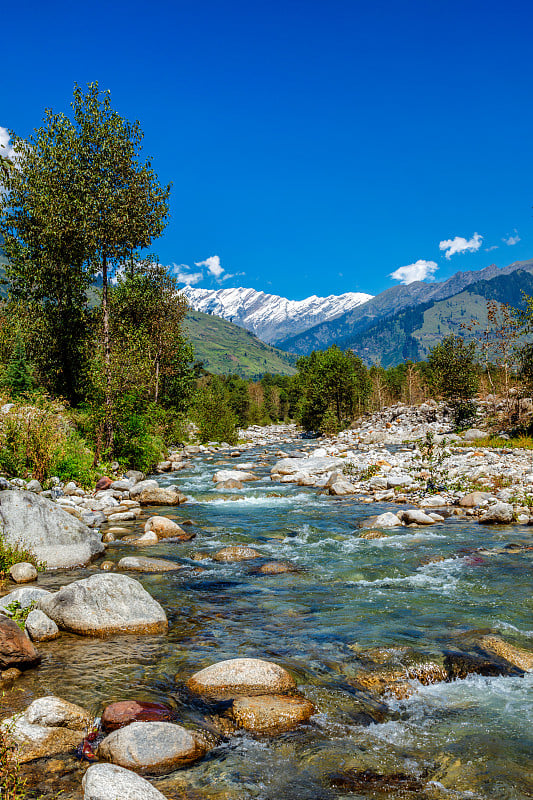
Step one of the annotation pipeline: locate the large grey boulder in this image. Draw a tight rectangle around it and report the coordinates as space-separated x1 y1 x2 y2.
98 721 205 775
186 657 296 699
128 480 159 499
83 764 169 800
0 490 104 569
0 586 52 613
478 502 514 524
1 714 82 763
38 574 168 636
24 695 91 730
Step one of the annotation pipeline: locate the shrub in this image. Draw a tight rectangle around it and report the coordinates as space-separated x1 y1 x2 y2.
0 536 43 579
193 381 238 445
51 431 96 488
0 717 28 800
4 601 36 630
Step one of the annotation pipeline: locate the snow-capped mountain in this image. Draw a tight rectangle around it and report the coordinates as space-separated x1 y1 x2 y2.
181 286 373 344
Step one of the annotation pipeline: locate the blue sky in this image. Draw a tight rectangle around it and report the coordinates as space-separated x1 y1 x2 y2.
2 0 533 299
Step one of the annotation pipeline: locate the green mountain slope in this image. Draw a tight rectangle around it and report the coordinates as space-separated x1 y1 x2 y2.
184 309 296 378
343 270 533 366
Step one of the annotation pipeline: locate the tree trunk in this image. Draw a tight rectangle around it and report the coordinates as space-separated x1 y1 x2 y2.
102 252 113 451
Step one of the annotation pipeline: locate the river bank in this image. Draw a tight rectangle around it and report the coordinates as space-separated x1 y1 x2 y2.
0 407 532 799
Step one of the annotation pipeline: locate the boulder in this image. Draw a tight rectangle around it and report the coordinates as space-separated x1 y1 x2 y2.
478 502 514 524
444 650 525 680
216 479 244 490
144 516 192 540
362 512 402 529
24 696 91 730
478 635 533 672
25 609 60 641
98 721 205 775
38 574 168 636
0 586 52 613
82 763 169 800
359 530 387 540
0 490 104 569
328 479 356 496
399 509 436 525
186 657 296 699
387 474 413 488
102 700 175 732
95 477 113 491
459 491 491 508
463 429 487 442
230 694 315 734
26 479 43 493
125 470 145 485
138 487 184 506
419 495 448 507
213 546 261 562
213 470 256 483
118 557 182 573
0 616 41 669
271 456 343 477
126 531 159 546
255 561 299 575
9 562 38 583
1 715 83 763
129 479 159 499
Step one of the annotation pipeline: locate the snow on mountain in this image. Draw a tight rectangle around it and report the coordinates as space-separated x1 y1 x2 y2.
180 286 373 344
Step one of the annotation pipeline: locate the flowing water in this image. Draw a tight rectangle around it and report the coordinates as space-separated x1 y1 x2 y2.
6 436 533 799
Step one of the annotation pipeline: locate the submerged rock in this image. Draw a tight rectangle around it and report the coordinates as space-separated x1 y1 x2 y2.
38 574 168 636
213 470 256 483
444 650 525 680
0 490 105 569
98 721 205 775
82 763 169 800
213 546 261 562
478 635 533 672
255 560 300 575
102 700 175 732
117 556 182 573
230 694 315 734
186 657 296 699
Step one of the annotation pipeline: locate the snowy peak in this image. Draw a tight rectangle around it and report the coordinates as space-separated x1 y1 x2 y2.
181 286 373 344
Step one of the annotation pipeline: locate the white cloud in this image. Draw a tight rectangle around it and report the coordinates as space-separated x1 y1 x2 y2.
503 230 520 246
389 259 438 285
170 264 203 285
485 245 499 252
195 255 224 279
221 271 245 282
439 232 483 259
0 126 16 162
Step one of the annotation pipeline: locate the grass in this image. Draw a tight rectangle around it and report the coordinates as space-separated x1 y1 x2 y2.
184 309 297 378
0 535 44 579
455 435 533 450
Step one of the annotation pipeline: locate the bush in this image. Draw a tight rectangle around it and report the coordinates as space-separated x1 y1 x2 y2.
0 536 43 578
52 431 96 488
0 398 63 482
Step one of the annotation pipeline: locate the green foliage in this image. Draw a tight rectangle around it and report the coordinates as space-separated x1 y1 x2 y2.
0 715 29 800
426 335 479 426
0 536 43 578
296 346 371 432
4 601 36 630
52 431 96 488
416 431 449 492
2 335 35 397
193 379 238 445
0 398 65 482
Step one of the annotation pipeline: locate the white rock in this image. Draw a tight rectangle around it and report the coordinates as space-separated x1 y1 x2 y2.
83 763 169 800
25 609 60 641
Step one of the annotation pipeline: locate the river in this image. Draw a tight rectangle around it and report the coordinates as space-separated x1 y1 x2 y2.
8 433 533 799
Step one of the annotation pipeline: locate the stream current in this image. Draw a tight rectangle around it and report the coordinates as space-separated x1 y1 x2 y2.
8 436 533 799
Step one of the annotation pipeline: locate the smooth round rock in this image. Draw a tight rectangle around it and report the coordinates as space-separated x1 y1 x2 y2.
2 715 83 763
102 700 174 731
256 561 299 575
213 546 261 563
82 763 169 800
231 694 315 733
0 616 41 670
24 695 90 730
186 657 296 699
124 531 159 546
9 562 38 583
24 609 60 642
98 721 204 775
144 516 186 539
37 574 168 636
118 557 182 573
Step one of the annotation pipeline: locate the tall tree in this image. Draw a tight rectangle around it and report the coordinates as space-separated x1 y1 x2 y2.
426 335 479 425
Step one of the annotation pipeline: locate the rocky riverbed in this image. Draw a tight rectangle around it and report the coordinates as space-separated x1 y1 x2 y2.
0 405 532 799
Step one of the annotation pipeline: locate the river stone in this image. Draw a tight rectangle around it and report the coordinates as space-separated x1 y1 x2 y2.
328 479 356 496
102 700 175 731
138 487 184 506
213 546 261 562
359 530 387 540
8 562 38 583
186 657 296 699
230 694 315 734
386 474 413 488
24 695 90 730
459 491 492 507
125 470 145 484
362 512 402 528
256 560 299 575
444 650 525 680
82 763 169 800
144 516 192 540
463 428 487 441
37 574 168 636
25 609 60 641
0 616 41 669
0 490 105 569
212 470 256 483
478 502 514 524
399 509 436 525
129 479 159 498
0 586 52 613
118 557 182 573
216 479 244 489
98 721 204 775
125 531 159 546
419 495 448 507
2 715 83 763
479 635 533 671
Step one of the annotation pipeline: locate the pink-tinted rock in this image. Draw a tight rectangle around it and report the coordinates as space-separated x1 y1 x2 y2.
95 476 113 491
102 700 175 732
0 617 41 670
